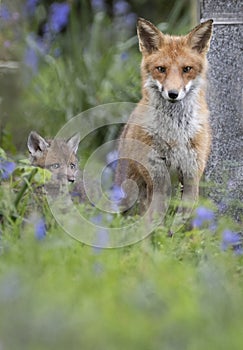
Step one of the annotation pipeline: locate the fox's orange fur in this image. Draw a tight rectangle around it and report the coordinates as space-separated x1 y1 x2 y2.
116 18 213 214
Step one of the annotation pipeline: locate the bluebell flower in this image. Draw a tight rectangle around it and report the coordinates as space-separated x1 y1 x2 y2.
49 2 70 34
124 12 137 27
25 0 39 16
108 184 126 213
222 230 240 246
113 0 130 15
106 150 118 170
109 184 125 202
91 214 103 225
192 206 215 229
91 0 106 12
0 159 16 180
221 230 242 253
102 167 113 187
0 4 11 21
12 12 20 21
24 47 39 73
234 245 243 256
94 227 109 248
34 218 46 240
4 40 11 48
24 34 49 73
70 190 84 203
91 215 109 252
53 47 61 58
121 52 129 61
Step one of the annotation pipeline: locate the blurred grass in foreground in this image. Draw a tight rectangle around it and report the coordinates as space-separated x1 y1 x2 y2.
0 227 243 350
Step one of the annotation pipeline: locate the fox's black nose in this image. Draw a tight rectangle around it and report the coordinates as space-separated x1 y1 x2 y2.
68 178 75 183
168 90 179 100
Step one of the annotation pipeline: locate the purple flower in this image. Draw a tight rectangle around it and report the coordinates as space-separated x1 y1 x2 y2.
0 159 16 180
91 214 103 225
25 0 39 16
24 47 39 73
34 218 46 240
222 230 242 250
94 227 109 248
70 190 84 202
106 150 118 171
109 185 126 212
91 0 106 12
49 2 70 34
109 184 125 202
234 245 243 256
113 0 130 16
12 12 20 21
121 52 129 61
24 34 49 73
4 40 11 48
53 47 61 58
91 215 109 252
221 230 242 252
0 4 11 21
124 12 137 27
192 206 215 229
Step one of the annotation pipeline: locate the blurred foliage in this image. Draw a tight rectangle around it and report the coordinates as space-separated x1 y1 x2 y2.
0 0 193 152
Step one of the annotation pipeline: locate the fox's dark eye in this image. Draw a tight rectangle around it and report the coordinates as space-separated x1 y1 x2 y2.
157 66 166 73
183 66 192 73
50 163 60 170
70 163 76 170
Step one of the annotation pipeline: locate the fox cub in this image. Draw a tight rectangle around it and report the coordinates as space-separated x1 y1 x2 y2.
27 131 80 184
116 18 213 214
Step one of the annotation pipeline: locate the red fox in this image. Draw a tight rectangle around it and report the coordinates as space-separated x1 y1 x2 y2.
116 18 213 217
27 131 80 184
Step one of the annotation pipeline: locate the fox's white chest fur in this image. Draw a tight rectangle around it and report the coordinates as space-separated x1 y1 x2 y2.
144 88 202 178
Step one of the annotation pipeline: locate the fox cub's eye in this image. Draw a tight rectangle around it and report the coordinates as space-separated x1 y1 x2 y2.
157 66 166 73
183 66 192 73
70 163 76 170
50 163 60 169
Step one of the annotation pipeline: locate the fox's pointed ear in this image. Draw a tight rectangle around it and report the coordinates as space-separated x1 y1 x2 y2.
187 19 213 53
137 18 163 54
27 131 49 156
66 133 80 154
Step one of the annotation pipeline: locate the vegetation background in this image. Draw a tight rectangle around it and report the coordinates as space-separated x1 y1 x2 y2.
0 1 243 349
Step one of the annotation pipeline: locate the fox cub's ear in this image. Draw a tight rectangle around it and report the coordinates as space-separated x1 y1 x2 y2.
187 19 213 53
66 133 80 154
27 131 49 156
137 18 163 54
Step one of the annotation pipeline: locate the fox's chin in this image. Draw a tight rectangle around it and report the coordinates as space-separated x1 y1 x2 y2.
167 98 179 103
163 96 182 104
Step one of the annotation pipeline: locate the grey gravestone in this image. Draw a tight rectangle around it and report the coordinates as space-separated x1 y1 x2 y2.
199 0 243 220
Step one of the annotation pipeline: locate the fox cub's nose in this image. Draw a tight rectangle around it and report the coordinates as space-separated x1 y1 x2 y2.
168 90 179 100
68 177 75 183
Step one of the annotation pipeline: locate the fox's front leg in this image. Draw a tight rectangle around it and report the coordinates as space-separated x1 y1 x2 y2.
182 176 199 205
169 176 200 234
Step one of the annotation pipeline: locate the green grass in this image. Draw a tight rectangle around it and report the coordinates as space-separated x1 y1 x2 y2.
0 218 243 350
